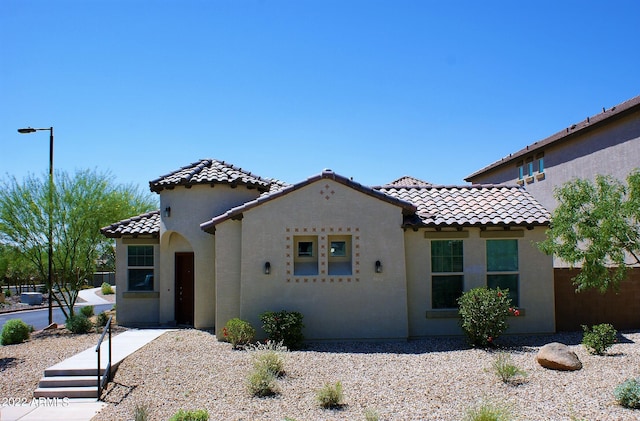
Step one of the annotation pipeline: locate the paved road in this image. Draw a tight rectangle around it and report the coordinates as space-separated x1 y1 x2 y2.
0 303 114 331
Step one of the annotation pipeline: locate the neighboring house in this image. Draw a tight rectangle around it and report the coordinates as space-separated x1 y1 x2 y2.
465 94 640 330
102 159 554 340
465 94 640 212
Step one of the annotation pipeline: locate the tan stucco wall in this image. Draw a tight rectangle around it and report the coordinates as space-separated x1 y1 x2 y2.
405 227 555 337
158 184 261 328
216 179 409 341
114 237 160 326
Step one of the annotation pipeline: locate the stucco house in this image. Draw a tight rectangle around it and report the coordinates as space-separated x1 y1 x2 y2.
102 159 555 340
465 94 640 330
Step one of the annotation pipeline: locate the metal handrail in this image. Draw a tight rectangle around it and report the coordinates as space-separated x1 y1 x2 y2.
95 316 113 401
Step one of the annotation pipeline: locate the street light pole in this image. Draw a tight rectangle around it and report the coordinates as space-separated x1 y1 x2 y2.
17 127 54 325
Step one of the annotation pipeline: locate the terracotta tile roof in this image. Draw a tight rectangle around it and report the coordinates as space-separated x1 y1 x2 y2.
200 170 418 233
100 210 160 238
149 159 272 193
377 184 551 228
465 94 640 181
386 176 433 187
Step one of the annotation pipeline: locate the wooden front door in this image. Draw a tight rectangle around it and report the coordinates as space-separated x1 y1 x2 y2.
175 252 194 326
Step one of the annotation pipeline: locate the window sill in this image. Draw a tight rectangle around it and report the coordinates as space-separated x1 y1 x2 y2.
123 291 159 299
516 179 524 186
525 176 534 184
535 172 545 180
426 310 459 319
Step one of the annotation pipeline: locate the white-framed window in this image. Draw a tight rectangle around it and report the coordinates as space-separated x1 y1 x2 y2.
431 240 464 309
294 236 318 275
328 235 352 275
486 239 519 306
127 245 154 291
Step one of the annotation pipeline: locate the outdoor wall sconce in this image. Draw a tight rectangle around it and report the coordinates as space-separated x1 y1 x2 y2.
375 260 382 273
164 206 171 217
264 261 271 275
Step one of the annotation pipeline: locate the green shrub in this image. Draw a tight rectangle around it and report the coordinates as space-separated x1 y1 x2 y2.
260 310 305 350
80 305 94 318
101 282 114 295
65 314 94 334
1 319 32 345
463 401 513 421
247 363 279 397
4 288 12 297
248 341 286 377
96 311 110 327
167 409 209 421
458 287 517 347
316 381 344 409
582 323 617 355
222 318 255 349
614 378 640 409
491 353 527 384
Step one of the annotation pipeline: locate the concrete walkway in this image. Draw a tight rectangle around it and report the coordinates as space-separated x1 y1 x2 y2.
0 328 170 421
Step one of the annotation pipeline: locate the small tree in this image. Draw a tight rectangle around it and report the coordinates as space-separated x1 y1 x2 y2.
458 287 518 347
0 169 156 319
538 170 640 293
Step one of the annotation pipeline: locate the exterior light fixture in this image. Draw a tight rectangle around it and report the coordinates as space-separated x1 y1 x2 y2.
375 260 382 273
164 206 171 217
264 261 271 275
17 126 54 325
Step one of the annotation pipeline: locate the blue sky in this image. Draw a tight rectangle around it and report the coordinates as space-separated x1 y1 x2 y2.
1 1 639 193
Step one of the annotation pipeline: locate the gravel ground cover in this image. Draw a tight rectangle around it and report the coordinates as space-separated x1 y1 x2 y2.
0 325 126 400
92 329 640 421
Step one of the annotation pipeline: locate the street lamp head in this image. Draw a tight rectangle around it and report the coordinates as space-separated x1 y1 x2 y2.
18 127 37 134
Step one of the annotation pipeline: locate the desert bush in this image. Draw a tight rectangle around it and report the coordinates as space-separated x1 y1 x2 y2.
582 323 617 355
316 381 344 409
222 318 255 349
364 408 380 421
458 287 518 347
65 314 94 334
1 319 32 345
614 378 640 409
463 400 513 421
101 282 114 295
133 403 150 421
167 408 209 421
247 363 279 397
4 288 11 297
260 310 305 350
96 311 110 327
80 305 94 318
248 340 287 377
491 353 527 384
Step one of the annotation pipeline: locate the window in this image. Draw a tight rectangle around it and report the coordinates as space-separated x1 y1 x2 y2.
527 161 534 177
538 156 544 173
486 239 519 306
294 236 318 275
328 235 352 275
431 240 464 309
128 245 154 291
517 161 524 180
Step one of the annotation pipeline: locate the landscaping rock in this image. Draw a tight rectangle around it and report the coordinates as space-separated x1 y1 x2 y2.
536 342 582 371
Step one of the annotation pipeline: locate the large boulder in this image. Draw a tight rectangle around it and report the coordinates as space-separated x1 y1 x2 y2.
536 342 582 371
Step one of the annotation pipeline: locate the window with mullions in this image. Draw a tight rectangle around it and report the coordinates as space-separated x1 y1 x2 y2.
431 240 464 309
128 245 154 291
486 239 519 306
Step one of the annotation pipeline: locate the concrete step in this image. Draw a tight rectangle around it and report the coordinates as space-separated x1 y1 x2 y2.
39 375 100 388
33 386 99 399
44 367 106 377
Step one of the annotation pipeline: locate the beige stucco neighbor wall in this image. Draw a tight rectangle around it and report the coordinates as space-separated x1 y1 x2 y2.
405 227 555 337
115 237 160 326
158 184 261 328
216 179 409 341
